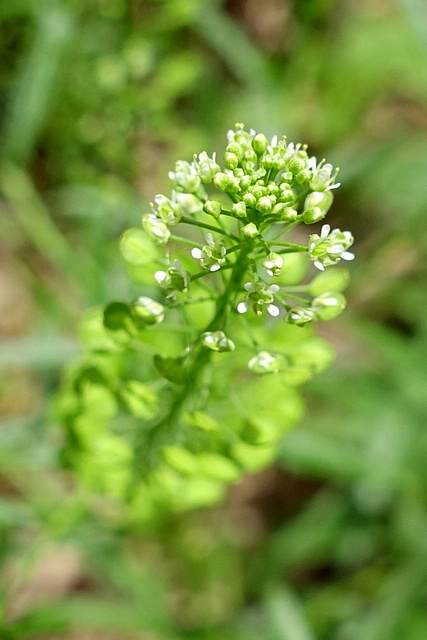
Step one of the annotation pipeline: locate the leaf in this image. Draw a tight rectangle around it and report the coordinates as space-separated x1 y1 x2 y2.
153 354 187 384
263 582 316 640
103 302 137 345
120 380 158 419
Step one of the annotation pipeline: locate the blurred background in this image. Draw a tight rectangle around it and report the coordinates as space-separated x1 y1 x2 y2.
1 0 427 638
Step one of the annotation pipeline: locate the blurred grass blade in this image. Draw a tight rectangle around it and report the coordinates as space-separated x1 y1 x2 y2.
2 5 73 164
194 0 268 87
278 430 405 489
0 0 37 19
0 163 72 271
264 583 316 640
0 335 79 368
354 554 427 640
398 0 427 51
266 491 348 575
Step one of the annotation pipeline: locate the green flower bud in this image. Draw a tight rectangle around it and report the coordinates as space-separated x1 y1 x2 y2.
242 222 259 238
252 167 267 181
201 330 235 352
252 133 269 155
243 193 257 208
226 174 241 193
281 207 298 222
196 151 221 182
212 172 230 191
203 200 222 218
271 203 286 216
257 196 274 214
131 296 165 326
197 452 240 482
302 206 326 224
288 156 307 174
304 190 334 214
295 169 311 184
278 187 294 204
224 151 239 170
248 351 287 374
262 154 274 170
243 149 257 164
282 171 293 182
271 156 287 171
226 141 244 159
142 213 170 244
252 185 267 199
243 161 255 173
239 175 252 191
312 291 346 321
231 201 247 218
287 306 316 326
267 183 279 195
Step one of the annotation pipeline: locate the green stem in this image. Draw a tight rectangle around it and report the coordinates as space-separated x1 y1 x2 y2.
134 242 252 476
180 216 239 241
169 234 204 249
271 240 307 251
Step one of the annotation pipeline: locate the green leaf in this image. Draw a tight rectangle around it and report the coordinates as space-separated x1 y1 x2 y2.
263 582 316 640
161 446 198 475
153 354 186 384
103 302 137 345
79 308 120 352
120 380 158 419
183 410 221 433
196 452 241 482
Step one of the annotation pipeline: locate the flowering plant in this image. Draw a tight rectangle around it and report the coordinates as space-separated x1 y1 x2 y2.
57 125 353 521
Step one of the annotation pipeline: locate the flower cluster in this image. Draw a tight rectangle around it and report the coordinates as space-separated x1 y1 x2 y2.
128 124 354 371
58 125 355 516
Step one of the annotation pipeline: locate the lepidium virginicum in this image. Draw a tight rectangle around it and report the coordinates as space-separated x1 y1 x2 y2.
57 124 354 522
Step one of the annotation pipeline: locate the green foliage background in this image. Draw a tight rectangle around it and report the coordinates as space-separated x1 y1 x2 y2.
1 0 427 638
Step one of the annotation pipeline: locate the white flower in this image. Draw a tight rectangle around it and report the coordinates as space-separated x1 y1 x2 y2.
191 233 226 272
309 158 341 191
195 151 220 182
263 252 284 276
168 160 201 192
308 224 354 271
154 192 183 225
237 281 280 317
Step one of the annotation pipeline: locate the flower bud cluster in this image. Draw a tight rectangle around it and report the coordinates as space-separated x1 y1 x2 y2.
59 125 355 515
135 124 354 369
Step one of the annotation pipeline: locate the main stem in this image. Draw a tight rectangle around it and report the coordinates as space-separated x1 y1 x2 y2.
134 243 251 477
